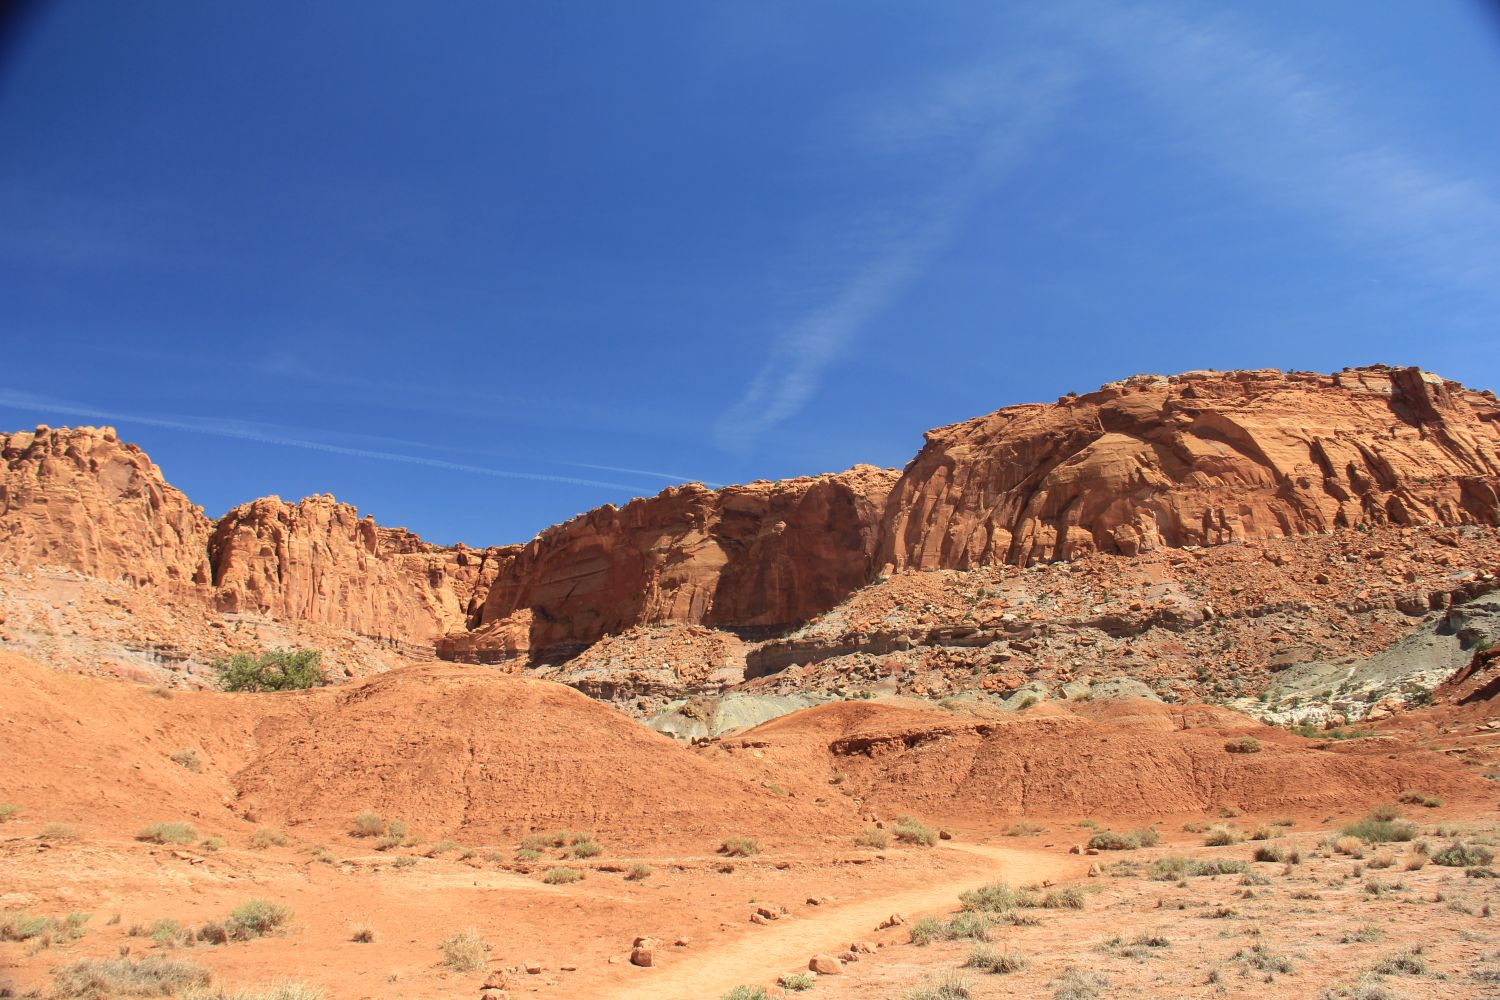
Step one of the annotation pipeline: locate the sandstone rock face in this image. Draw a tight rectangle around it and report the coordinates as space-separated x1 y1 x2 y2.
880 367 1500 570
0 425 213 594
208 494 492 643
444 466 898 662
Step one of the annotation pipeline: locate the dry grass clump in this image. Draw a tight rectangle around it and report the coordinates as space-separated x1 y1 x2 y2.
1252 843 1301 864
250 828 287 850
1371 946 1428 976
170 749 202 772
1149 857 1248 879
893 815 937 846
1203 826 1243 847
719 837 760 857
778 971 815 991
1224 736 1262 754
1004 822 1046 836
571 837 603 859
0 803 20 822
1 910 89 947
856 827 890 849
439 928 489 972
625 863 652 881
128 918 190 948
1397 790 1441 808
904 971 972 1000
1341 814 1418 844
182 982 326 1000
375 820 409 851
350 923 376 943
541 867 582 884
196 899 292 944
47 955 210 998
1431 840 1494 867
39 823 82 842
136 822 197 845
1087 828 1159 851
350 811 385 838
1050 966 1108 1000
966 944 1030 973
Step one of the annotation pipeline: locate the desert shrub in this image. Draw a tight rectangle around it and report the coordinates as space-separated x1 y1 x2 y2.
1252 844 1286 863
351 812 385 838
47 956 210 998
1004 822 1046 836
909 916 944 946
392 856 417 868
943 912 992 941
1342 816 1418 844
1368 849 1396 869
1088 830 1138 851
0 804 20 822
542 867 582 884
520 830 572 850
1026 886 1085 910
181 983 326 1000
350 924 376 943
425 839 458 857
1050 966 1108 1000
223 899 291 940
137 822 197 845
571 838 603 859
1333 835 1366 857
1367 803 1401 821
722 989 770 1000
779 972 815 991
250 828 287 850
1204 826 1242 847
439 928 489 972
905 972 972 1000
1432 840 1494 867
201 837 224 852
1397 791 1441 808
170 749 202 772
1149 857 1248 879
893 816 937 846
1233 942 1293 974
966 944 1029 974
720 837 760 857
1225 736 1262 754
959 881 1020 913
215 648 325 693
856 827 890 849
1 911 88 947
514 847 542 861
625 863 651 881
1372 948 1428 976
128 918 189 948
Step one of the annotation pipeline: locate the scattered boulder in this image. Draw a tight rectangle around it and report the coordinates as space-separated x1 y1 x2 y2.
809 954 843 975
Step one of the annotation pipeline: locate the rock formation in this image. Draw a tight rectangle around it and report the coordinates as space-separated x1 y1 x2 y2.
208 494 491 643
5 366 1500 675
440 466 898 662
879 367 1500 570
0 425 213 594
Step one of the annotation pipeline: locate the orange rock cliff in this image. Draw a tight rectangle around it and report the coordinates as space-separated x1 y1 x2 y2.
3 366 1498 666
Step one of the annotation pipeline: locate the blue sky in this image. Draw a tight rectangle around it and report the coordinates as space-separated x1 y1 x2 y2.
2 1 1498 545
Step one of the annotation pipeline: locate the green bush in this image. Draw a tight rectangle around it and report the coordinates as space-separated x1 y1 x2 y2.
779 972 815 991
723 989 771 1000
216 649 326 693
224 899 291 940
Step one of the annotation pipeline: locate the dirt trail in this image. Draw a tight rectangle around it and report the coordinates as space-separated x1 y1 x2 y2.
607 843 1082 1000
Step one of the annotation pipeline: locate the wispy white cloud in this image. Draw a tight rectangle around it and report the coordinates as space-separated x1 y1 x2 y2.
0 389 649 494
1062 1 1500 293
714 57 1076 451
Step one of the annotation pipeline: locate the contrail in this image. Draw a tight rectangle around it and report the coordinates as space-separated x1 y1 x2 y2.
0 389 646 493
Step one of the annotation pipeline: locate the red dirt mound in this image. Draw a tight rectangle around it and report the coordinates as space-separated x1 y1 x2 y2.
717 697 1491 822
234 663 847 847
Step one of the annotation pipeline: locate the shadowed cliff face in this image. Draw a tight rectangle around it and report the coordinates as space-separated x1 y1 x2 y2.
4 366 1500 665
878 367 1500 571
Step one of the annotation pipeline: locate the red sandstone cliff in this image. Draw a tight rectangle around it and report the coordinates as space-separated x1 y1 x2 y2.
0 425 213 593
5 366 1500 670
439 465 899 662
879 367 1500 570
208 495 494 643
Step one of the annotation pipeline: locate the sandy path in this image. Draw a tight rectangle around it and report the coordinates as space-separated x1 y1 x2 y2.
607 843 1082 1000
